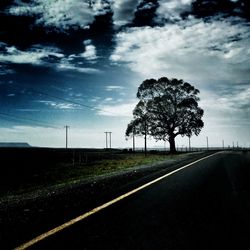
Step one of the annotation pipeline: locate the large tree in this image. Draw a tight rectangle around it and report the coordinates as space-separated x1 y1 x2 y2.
126 77 204 153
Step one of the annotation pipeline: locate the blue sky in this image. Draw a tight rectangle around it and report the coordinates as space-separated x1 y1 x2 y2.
0 0 250 148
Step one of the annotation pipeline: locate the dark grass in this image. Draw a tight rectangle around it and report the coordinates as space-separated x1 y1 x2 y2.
0 148 179 199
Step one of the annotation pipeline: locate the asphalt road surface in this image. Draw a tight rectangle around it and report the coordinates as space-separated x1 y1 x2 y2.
20 151 250 250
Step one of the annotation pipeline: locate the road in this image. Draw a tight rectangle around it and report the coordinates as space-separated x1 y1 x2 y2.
19 151 250 249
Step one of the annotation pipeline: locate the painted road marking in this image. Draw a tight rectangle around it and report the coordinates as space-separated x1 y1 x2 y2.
15 152 221 250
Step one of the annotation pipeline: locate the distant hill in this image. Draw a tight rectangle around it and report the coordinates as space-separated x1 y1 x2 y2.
0 142 31 148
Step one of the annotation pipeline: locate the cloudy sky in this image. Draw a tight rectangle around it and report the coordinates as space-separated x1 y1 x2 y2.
0 0 249 149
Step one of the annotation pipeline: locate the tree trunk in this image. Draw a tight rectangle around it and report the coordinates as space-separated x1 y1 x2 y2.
169 135 176 154
144 132 147 156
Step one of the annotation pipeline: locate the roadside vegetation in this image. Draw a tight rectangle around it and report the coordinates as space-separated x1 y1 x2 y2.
0 149 185 201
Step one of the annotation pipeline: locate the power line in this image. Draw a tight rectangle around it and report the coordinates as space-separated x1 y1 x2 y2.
0 83 121 147
0 81 117 130
32 89 104 112
0 111 61 129
10 82 117 116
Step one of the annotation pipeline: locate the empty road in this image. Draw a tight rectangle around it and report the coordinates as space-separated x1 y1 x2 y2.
18 151 250 250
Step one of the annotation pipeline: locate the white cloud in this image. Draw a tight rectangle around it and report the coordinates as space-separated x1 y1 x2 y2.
201 86 250 115
137 2 156 11
110 17 250 83
7 0 109 30
57 58 100 73
97 102 136 117
83 39 92 46
104 97 113 102
65 40 98 62
81 45 97 60
192 84 250 144
36 100 81 110
7 0 146 29
110 17 250 142
91 96 101 102
0 45 63 65
80 40 97 60
0 44 100 74
112 0 141 26
156 0 195 22
106 85 125 91
92 0 111 14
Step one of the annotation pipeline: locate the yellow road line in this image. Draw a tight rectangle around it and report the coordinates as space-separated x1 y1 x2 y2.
15 152 220 250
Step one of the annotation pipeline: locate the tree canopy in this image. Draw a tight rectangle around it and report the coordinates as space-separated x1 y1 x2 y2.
126 77 204 153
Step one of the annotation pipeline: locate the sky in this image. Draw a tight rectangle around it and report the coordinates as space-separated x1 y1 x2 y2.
0 0 249 149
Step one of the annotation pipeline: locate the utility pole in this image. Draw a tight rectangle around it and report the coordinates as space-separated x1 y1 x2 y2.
222 139 224 150
206 136 209 150
64 125 70 149
144 121 147 156
104 132 108 149
109 132 112 149
104 132 112 149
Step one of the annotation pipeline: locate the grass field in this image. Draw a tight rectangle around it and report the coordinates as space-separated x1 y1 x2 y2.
49 153 171 182
0 148 183 200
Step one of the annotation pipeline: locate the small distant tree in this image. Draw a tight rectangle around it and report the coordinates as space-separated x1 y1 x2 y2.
126 77 204 154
